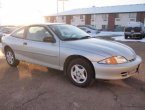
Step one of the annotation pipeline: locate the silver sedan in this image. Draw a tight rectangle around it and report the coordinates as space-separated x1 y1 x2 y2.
1 23 142 87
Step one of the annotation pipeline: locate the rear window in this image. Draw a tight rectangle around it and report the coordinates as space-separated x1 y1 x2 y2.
134 27 141 32
125 27 132 32
125 27 141 32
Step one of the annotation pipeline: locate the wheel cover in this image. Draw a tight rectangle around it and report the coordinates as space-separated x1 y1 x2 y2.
71 64 87 84
6 51 14 64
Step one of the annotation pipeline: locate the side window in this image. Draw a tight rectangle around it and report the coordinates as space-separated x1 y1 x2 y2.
26 26 52 42
12 28 25 38
80 27 86 31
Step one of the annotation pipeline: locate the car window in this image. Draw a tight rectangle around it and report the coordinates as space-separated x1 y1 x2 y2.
125 27 132 32
26 26 52 42
11 28 25 38
80 27 86 31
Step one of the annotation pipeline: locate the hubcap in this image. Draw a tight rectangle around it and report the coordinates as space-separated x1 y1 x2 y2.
6 51 14 64
71 64 87 84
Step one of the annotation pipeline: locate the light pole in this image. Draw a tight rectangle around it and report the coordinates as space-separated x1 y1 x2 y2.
62 0 64 12
56 0 68 22
56 0 59 22
58 0 68 12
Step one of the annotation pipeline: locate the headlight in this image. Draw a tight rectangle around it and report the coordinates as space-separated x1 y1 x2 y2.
98 56 128 64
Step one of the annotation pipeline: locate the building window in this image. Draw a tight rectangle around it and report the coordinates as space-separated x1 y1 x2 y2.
129 13 136 18
102 14 107 21
130 18 136 21
102 25 108 30
80 15 84 19
115 18 120 21
114 25 124 31
115 25 119 29
115 14 120 18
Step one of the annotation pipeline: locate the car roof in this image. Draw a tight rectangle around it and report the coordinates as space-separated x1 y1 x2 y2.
24 23 65 27
10 23 67 34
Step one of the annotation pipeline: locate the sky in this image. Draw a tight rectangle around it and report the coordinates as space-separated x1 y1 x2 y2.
0 0 145 25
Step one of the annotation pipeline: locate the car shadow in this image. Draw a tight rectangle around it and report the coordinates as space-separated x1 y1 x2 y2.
1 59 145 93
90 76 145 93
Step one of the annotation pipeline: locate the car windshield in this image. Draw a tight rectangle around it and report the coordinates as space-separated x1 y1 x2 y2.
49 24 91 41
125 27 141 32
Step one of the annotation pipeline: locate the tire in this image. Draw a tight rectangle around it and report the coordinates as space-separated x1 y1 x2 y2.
67 58 94 87
5 48 19 67
138 36 142 40
125 35 128 39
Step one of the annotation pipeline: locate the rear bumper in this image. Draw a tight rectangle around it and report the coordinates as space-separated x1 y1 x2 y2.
92 56 142 80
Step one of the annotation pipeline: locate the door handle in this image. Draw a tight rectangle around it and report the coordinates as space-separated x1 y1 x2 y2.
23 42 27 45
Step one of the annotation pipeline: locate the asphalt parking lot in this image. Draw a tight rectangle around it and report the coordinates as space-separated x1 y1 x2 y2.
0 40 145 110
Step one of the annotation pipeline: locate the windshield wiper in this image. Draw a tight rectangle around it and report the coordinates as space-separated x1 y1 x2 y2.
63 36 91 41
63 37 80 41
79 36 91 39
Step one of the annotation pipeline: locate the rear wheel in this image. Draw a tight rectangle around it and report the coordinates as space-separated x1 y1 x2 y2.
5 48 19 67
67 58 94 87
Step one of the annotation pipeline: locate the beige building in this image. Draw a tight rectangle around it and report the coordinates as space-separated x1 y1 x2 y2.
45 4 145 31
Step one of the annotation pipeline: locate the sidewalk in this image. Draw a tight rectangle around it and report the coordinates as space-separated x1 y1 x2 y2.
93 31 124 37
112 36 145 42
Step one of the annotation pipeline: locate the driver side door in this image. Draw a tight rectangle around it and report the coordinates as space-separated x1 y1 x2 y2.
22 25 60 69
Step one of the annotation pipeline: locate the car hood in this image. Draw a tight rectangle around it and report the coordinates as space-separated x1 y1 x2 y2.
60 38 136 60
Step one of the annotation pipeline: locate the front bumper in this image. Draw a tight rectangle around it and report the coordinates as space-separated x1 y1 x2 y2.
92 55 142 80
125 32 143 38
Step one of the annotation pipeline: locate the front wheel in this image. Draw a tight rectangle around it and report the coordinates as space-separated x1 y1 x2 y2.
138 36 142 40
5 48 19 67
67 58 94 87
125 35 128 39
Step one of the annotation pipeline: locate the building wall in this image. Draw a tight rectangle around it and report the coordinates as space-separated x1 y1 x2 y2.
91 14 108 30
44 16 50 22
108 13 115 31
45 12 145 31
50 16 56 23
85 14 91 25
137 12 145 23
56 16 66 23
66 15 72 24
115 13 137 27
71 15 85 26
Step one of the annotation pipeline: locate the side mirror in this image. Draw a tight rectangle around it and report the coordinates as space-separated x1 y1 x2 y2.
43 36 55 43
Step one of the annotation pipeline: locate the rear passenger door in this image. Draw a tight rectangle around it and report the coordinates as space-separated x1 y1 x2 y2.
22 25 60 69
